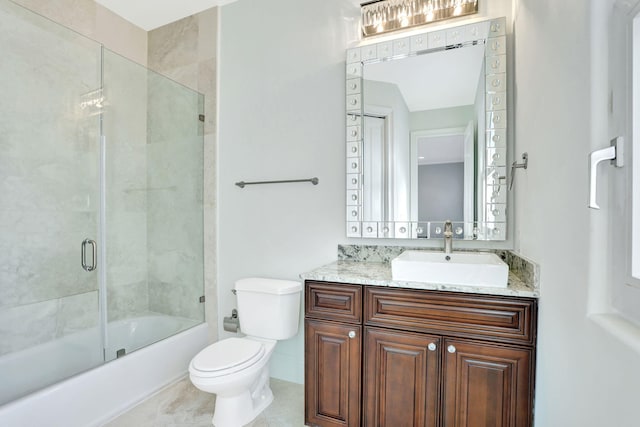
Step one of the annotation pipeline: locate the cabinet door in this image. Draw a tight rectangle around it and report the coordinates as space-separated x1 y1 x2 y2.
363 327 441 427
305 319 361 427
443 340 533 427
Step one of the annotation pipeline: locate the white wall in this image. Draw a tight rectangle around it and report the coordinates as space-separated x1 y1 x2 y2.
218 0 514 384
216 7 640 426
217 0 360 383
514 0 640 425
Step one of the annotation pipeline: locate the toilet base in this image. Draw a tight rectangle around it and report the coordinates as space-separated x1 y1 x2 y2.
211 370 274 427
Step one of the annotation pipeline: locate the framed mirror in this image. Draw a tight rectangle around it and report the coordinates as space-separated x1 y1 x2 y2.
345 17 508 240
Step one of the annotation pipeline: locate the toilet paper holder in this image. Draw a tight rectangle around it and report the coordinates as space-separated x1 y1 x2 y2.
223 309 240 333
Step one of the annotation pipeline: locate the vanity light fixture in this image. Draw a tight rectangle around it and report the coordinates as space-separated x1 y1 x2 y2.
361 0 478 37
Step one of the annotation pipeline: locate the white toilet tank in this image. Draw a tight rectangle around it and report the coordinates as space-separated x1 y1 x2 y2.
235 278 302 340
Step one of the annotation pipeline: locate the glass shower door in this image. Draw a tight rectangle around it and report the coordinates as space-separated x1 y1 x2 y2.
0 0 103 405
101 48 205 361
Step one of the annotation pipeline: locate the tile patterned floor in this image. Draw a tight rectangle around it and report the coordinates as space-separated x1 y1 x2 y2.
103 377 304 427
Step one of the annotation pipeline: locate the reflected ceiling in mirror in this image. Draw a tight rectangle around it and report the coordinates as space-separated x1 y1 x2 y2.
345 17 509 241
364 44 485 111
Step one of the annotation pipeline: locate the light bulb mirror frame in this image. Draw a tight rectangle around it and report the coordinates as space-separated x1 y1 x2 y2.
345 16 509 241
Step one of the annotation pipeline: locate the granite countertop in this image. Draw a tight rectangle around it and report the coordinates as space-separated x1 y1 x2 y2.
300 259 539 298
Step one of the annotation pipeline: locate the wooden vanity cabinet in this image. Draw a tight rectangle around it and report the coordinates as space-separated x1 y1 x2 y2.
442 339 532 427
304 281 538 427
363 327 441 427
305 282 363 427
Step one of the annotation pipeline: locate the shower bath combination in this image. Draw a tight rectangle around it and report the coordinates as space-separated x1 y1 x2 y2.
0 0 206 421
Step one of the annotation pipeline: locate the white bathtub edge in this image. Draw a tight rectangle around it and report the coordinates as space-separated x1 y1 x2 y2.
0 322 209 427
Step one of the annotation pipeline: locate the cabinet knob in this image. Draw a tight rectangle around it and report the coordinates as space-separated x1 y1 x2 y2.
348 330 356 339
428 343 436 351
447 345 456 354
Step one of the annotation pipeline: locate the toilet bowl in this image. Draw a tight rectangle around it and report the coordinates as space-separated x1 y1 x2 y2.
189 337 276 427
188 278 302 427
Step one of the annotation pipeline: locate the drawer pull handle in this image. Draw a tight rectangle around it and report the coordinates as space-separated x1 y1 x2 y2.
348 331 356 339
447 345 456 354
428 343 436 351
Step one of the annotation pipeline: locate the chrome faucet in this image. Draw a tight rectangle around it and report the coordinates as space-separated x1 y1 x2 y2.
443 220 453 254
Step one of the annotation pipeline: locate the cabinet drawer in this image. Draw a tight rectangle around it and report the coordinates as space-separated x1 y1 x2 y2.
306 281 362 323
364 287 536 345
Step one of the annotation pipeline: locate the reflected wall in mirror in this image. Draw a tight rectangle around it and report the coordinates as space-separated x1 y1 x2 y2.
346 17 508 241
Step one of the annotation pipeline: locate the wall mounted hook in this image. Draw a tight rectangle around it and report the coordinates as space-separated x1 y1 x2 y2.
510 153 528 191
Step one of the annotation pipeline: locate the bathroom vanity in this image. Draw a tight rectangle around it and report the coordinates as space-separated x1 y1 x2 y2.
302 250 538 427
318 10 537 425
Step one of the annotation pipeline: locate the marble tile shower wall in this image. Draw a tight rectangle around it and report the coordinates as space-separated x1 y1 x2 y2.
0 1 217 356
146 72 204 320
0 0 102 355
0 0 147 355
102 49 150 321
147 9 218 334
11 0 148 65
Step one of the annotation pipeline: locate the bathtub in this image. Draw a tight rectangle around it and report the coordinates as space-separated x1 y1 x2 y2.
0 314 209 427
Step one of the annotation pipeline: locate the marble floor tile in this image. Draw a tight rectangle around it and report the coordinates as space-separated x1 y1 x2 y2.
103 377 305 427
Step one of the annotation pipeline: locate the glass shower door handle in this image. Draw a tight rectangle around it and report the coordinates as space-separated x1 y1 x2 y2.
81 238 97 272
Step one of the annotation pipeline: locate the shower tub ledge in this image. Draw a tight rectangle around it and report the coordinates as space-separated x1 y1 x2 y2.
0 317 208 427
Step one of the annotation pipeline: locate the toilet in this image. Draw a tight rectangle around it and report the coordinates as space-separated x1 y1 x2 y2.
189 278 302 427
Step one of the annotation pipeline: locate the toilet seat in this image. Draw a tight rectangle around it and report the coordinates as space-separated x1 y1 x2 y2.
191 338 265 376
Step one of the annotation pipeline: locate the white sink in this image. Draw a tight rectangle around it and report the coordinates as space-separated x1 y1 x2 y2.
391 250 509 288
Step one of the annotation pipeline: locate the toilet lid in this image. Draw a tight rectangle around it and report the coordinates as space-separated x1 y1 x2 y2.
191 338 265 374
